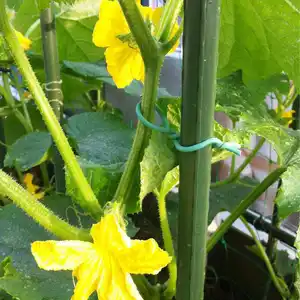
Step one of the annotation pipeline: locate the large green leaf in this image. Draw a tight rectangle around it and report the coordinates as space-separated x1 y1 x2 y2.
4 132 52 171
65 112 134 164
0 203 74 300
14 0 104 62
216 71 289 121
65 112 140 212
218 0 300 88
140 132 176 201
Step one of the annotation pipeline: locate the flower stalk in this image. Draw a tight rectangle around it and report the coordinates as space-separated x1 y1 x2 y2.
0 0 102 219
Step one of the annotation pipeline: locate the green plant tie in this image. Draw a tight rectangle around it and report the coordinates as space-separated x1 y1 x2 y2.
136 102 241 155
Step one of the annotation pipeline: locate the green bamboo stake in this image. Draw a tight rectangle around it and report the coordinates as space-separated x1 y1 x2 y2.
40 4 65 192
176 1 221 299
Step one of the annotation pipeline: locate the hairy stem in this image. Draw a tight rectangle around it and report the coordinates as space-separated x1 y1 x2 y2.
114 61 163 207
0 1 102 219
118 0 159 64
157 191 177 299
0 169 91 241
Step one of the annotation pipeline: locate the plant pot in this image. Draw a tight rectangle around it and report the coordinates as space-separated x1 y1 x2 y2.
205 227 290 300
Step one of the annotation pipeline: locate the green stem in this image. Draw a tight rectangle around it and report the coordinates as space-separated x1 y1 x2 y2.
40 162 50 188
161 19 184 55
114 61 163 207
40 4 66 193
211 138 265 188
240 216 290 299
1 72 33 133
156 0 183 43
207 167 287 253
11 69 34 131
156 191 177 299
176 1 221 299
0 169 91 241
0 1 102 219
118 0 159 64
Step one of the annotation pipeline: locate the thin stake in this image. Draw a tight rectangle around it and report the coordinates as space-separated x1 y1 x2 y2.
176 1 221 299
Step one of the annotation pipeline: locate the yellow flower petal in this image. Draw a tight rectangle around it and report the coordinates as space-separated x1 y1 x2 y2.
101 258 143 300
23 173 44 200
91 212 130 251
72 256 104 300
24 173 38 194
31 241 95 271
93 0 129 48
15 31 32 50
118 238 172 275
105 42 141 88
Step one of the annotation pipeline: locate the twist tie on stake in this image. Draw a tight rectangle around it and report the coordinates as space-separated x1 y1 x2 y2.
136 102 241 155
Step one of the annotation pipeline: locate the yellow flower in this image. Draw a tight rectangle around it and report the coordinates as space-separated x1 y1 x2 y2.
275 107 295 125
23 173 44 200
93 0 179 88
31 212 171 300
15 30 32 51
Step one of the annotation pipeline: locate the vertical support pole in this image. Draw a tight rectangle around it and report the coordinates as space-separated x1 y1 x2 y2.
40 3 65 192
176 1 221 299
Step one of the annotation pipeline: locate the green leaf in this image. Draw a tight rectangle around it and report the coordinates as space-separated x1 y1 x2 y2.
3 103 47 146
65 112 134 164
66 158 123 208
216 71 289 121
159 166 179 200
4 132 52 171
62 61 171 97
0 203 74 300
164 178 257 255
140 132 176 201
208 179 256 223
275 250 297 277
14 0 104 62
157 97 250 163
218 0 300 88
65 112 140 212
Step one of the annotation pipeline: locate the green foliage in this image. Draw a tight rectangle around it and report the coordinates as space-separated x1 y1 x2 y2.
140 132 176 201
158 97 250 163
66 158 123 209
218 0 300 88
3 104 47 146
13 0 104 62
0 202 75 299
4 132 52 171
62 60 171 97
275 250 298 277
65 112 140 212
